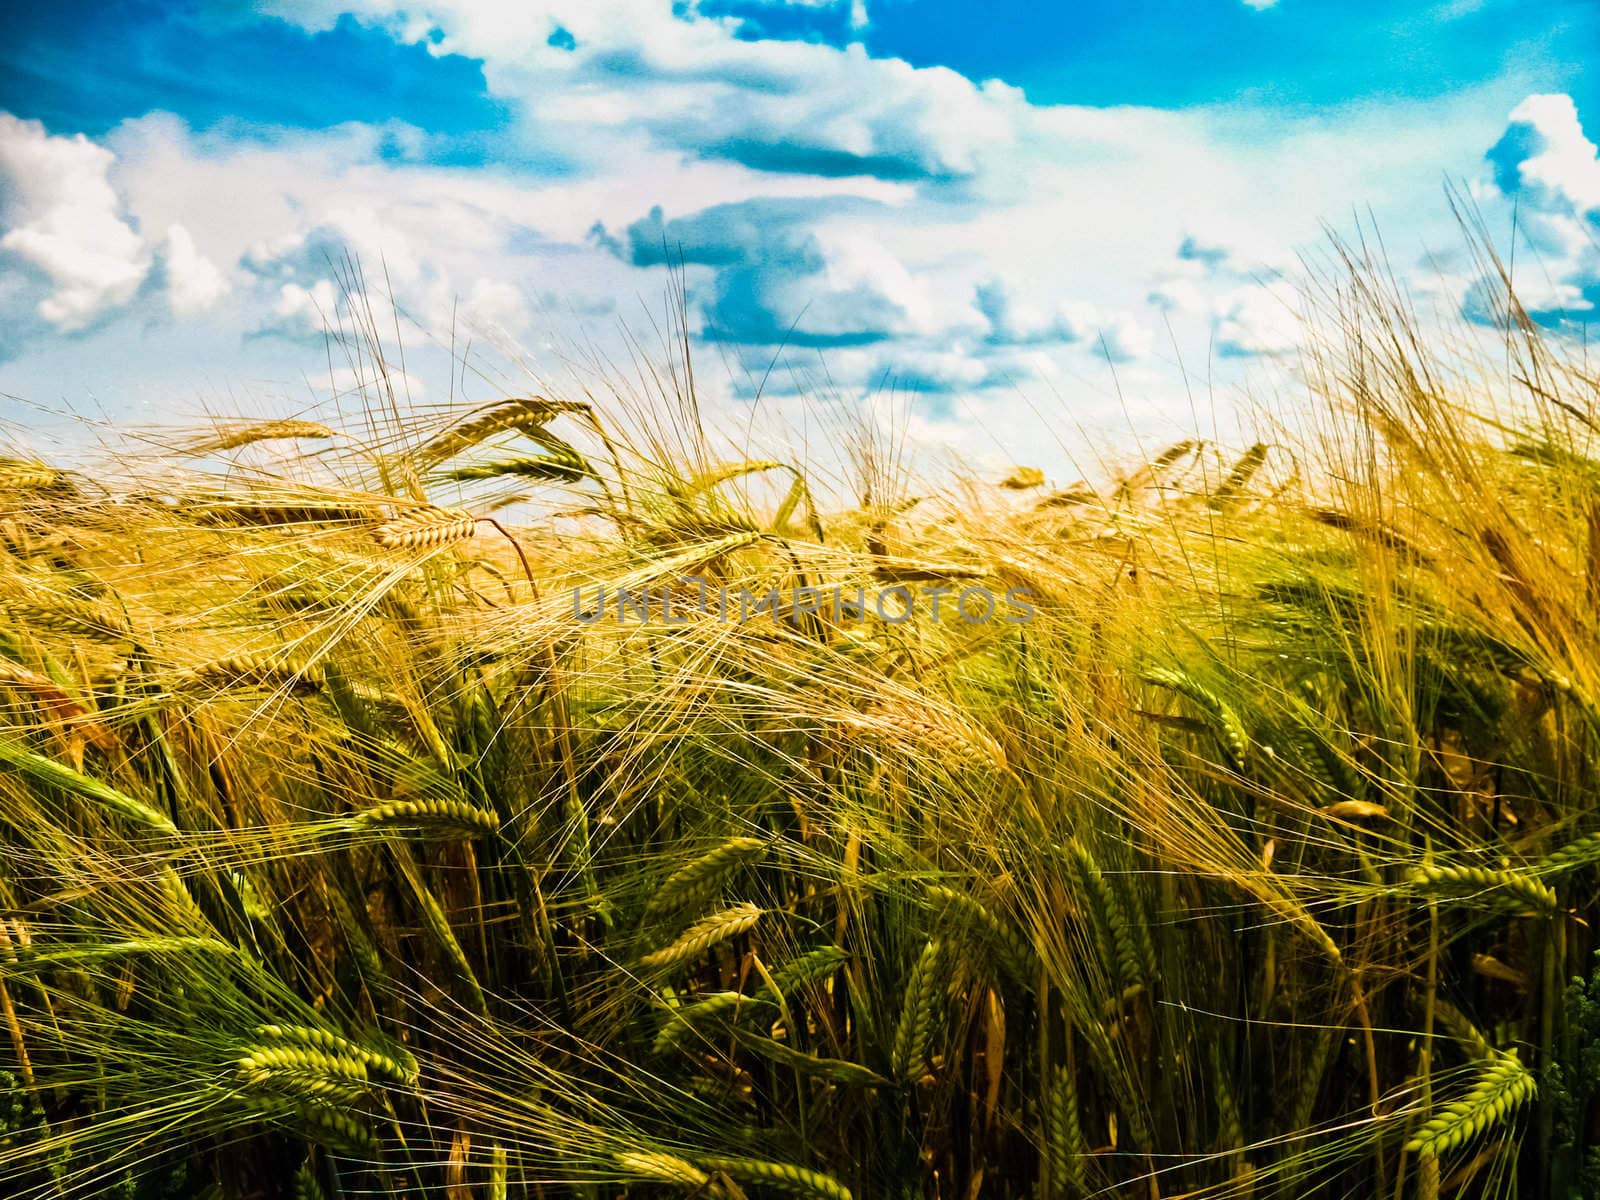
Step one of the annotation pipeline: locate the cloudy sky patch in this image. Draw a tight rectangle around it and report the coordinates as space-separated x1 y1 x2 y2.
0 0 1596 457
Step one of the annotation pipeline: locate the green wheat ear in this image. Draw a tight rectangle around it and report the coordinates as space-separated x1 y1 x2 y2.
0 735 178 835
1142 666 1250 767
640 902 763 970
891 938 945 1083
292 1157 328 1200
645 836 769 918
614 1149 711 1187
1406 863 1557 915
1045 1063 1090 1198
1405 1050 1535 1158
694 1156 854 1200
925 885 1037 985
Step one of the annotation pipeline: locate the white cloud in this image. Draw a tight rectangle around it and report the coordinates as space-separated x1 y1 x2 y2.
157 224 231 317
1241 0 1280 9
1490 93 1600 215
460 277 533 336
1 1 1584 466
260 1 1021 183
1213 281 1303 357
258 278 340 342
975 276 1150 361
0 114 228 349
1469 93 1600 325
0 114 150 330
312 363 428 399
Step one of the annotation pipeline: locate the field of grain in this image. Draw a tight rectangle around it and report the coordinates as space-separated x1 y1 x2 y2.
0 252 1597 1199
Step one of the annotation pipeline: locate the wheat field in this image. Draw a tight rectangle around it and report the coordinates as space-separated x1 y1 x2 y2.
0 245 1596 1199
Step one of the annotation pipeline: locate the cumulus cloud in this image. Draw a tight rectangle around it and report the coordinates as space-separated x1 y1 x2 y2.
872 347 990 394
312 363 428 398
1487 94 1600 217
239 201 543 341
1142 236 1303 356
1214 281 1303 358
260 1 1021 183
155 225 231 317
1476 93 1600 325
975 276 1150 361
7 0 1590 457
0 114 227 353
0 114 152 331
599 198 958 348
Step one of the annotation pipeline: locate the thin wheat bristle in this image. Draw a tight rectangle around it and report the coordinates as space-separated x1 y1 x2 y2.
848 706 1006 770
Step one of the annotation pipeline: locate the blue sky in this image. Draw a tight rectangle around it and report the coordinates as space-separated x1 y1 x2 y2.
1 0 1597 461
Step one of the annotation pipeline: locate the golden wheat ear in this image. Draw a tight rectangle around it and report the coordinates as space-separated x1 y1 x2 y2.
374 504 476 549
182 420 338 455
